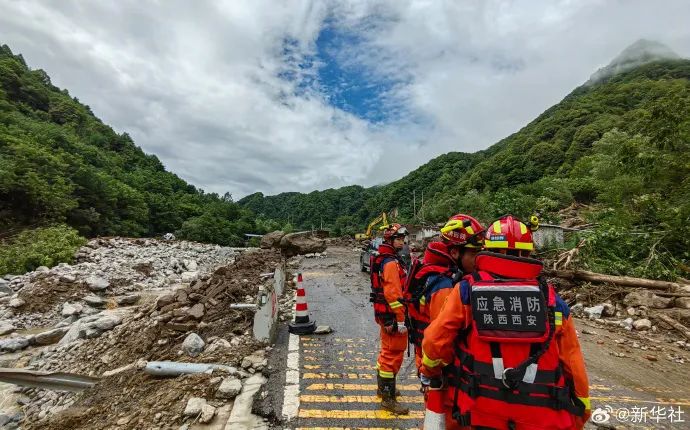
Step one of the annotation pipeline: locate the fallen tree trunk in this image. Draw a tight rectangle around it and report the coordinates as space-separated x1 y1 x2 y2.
545 269 687 292
653 313 690 341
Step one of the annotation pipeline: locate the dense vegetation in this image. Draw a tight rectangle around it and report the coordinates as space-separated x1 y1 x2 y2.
0 44 266 273
241 59 690 280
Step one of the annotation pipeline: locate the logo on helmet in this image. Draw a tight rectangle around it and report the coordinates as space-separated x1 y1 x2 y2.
490 234 506 241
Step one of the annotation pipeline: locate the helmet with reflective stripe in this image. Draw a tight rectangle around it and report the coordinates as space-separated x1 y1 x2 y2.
382 223 408 242
484 214 537 251
440 214 485 248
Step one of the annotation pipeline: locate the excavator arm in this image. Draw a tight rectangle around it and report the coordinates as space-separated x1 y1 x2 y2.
355 212 388 240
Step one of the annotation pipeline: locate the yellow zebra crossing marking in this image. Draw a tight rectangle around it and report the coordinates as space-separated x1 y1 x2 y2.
299 409 424 419
306 383 420 391
303 373 374 380
301 395 423 403
591 395 690 406
303 365 376 370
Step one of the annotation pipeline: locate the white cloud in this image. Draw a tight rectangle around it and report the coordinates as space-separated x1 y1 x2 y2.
1 0 689 197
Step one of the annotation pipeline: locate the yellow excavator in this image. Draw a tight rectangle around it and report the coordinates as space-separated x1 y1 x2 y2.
355 212 388 241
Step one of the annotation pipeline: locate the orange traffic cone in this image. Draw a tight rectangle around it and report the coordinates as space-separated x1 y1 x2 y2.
423 387 446 429
289 272 316 335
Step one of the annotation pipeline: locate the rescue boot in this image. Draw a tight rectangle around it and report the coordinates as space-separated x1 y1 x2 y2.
379 376 409 415
376 374 400 397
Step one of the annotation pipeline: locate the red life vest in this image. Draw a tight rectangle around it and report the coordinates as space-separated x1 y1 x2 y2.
405 242 457 347
369 243 407 326
451 252 585 430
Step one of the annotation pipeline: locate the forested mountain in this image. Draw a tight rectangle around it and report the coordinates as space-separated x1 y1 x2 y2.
241 42 690 280
0 44 257 248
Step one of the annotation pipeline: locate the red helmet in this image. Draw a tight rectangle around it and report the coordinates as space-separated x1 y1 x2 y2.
440 214 485 248
382 223 408 242
484 215 538 252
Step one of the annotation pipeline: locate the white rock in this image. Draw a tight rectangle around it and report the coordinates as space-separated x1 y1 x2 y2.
183 397 206 416
633 318 652 331
199 404 216 423
36 266 50 273
620 318 634 330
8 297 25 308
182 333 205 357
0 337 29 352
83 295 106 307
180 271 199 283
85 276 109 291
59 274 76 283
61 302 83 317
217 377 243 399
183 260 198 271
0 320 16 336
584 305 604 320
92 314 122 331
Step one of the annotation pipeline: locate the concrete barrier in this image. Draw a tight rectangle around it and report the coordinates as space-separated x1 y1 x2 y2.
251 262 286 342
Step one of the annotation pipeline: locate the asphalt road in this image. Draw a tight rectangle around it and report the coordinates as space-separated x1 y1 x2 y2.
266 246 690 430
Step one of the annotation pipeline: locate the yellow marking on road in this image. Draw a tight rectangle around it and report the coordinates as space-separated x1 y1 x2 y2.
299 409 424 419
304 356 319 361
589 384 612 391
296 428 416 430
306 383 420 391
303 349 371 356
303 373 374 380
591 395 690 406
303 365 376 371
302 343 323 347
301 395 423 403
337 357 370 362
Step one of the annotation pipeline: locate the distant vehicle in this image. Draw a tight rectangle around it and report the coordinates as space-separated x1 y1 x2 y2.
360 238 411 272
360 237 383 272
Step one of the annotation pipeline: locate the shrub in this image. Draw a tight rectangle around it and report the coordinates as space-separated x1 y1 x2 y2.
0 225 86 275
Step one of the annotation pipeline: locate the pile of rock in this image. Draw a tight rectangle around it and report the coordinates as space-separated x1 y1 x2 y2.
573 289 689 333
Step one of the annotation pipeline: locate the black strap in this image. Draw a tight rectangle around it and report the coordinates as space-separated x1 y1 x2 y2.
470 361 559 385
457 381 584 416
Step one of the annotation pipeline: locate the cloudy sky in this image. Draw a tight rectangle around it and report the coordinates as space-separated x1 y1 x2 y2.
2 1 689 198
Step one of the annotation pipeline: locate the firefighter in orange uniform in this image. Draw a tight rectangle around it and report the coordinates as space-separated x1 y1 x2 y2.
370 223 410 414
407 215 485 368
406 215 485 429
421 215 591 430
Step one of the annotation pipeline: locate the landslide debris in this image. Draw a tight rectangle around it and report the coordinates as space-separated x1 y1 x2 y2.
0 237 287 430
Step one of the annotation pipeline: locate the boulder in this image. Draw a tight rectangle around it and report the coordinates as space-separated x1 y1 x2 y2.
183 259 198 271
59 274 76 283
633 318 652 331
186 303 205 320
0 282 12 296
92 314 122 331
584 305 604 320
217 377 242 399
674 297 690 309
156 293 176 309
61 302 83 317
35 266 50 273
182 333 205 357
260 231 285 249
83 295 106 307
116 295 140 306
34 328 69 346
199 404 216 424
180 272 199 283
8 297 25 308
0 337 29 352
0 321 16 336
85 276 109 291
279 232 327 258
183 397 206 417
620 318 634 330
602 303 616 317
624 291 672 309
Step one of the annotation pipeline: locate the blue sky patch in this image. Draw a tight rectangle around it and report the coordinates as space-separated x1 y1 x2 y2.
281 16 412 124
